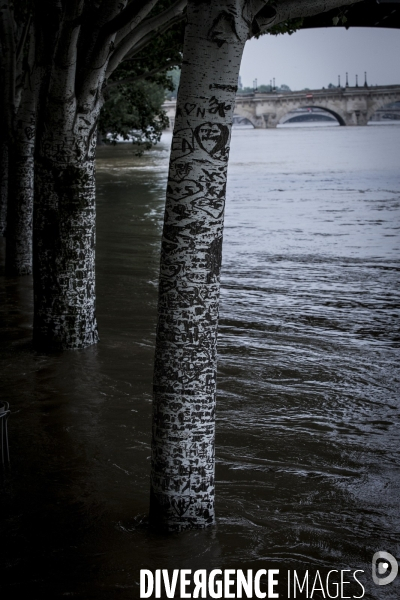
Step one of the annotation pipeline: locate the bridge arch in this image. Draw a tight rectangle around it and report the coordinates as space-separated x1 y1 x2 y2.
279 105 346 126
232 115 255 128
232 103 260 128
366 95 400 123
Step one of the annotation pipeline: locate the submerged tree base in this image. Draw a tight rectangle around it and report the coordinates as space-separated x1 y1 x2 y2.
149 489 215 532
33 327 99 352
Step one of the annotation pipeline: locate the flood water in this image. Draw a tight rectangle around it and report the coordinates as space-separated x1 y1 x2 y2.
1 124 400 599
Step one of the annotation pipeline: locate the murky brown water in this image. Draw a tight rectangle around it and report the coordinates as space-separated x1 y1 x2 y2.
1 125 400 599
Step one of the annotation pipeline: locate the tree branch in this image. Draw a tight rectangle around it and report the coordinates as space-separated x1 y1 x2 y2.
15 20 35 114
256 0 365 35
114 0 162 46
0 0 16 137
15 14 34 107
76 1 159 108
122 13 184 63
49 0 84 103
106 61 181 90
75 0 129 106
101 0 158 38
82 0 157 77
16 13 31 63
106 0 187 77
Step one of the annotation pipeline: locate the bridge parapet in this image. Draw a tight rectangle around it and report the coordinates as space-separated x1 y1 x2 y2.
234 85 400 128
162 86 400 130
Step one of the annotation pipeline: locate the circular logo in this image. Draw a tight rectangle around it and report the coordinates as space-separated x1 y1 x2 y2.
372 552 398 586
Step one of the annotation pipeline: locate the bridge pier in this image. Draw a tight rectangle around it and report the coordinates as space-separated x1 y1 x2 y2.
236 112 281 128
250 115 267 128
346 110 369 126
254 114 278 128
260 114 278 128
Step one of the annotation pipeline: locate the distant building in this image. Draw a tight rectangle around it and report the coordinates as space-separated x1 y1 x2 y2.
238 75 243 90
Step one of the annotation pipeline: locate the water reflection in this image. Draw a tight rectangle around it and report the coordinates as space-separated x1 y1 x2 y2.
1 126 400 598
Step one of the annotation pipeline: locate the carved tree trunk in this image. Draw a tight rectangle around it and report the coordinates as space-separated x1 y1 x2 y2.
31 0 104 351
33 107 100 350
149 0 252 531
0 6 38 273
0 140 7 237
5 91 36 275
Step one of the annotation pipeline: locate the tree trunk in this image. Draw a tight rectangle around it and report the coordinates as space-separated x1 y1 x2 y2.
5 95 35 275
33 115 99 350
0 140 7 237
3 17 38 274
149 0 251 531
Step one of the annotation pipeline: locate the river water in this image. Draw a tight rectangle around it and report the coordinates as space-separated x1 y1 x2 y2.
1 124 399 599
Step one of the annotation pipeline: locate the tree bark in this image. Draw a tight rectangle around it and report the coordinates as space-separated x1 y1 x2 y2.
0 1 15 241
33 114 99 350
149 0 251 531
5 91 35 275
2 17 38 274
0 140 7 237
31 1 102 351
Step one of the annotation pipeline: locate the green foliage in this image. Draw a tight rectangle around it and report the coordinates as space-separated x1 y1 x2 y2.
267 17 304 36
237 83 291 95
164 67 180 100
237 87 256 95
253 1 304 38
110 17 184 89
332 8 349 26
99 80 169 153
99 4 185 152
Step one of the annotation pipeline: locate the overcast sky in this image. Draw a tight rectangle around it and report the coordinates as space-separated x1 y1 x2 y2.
239 27 400 90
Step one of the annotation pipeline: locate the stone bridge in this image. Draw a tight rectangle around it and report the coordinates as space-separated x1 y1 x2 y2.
234 85 400 127
163 85 400 129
